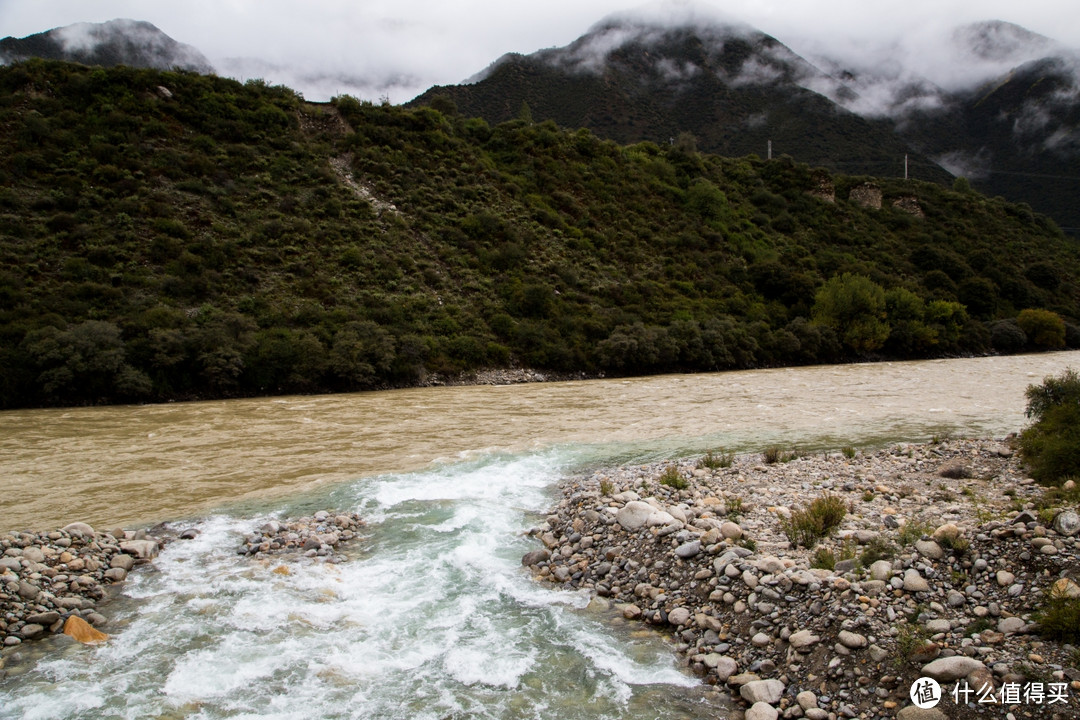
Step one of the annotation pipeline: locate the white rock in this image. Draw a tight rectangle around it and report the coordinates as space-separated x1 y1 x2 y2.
788 630 821 650
616 501 657 530
921 656 985 681
745 702 778 720
869 560 893 581
1053 510 1079 536
740 679 785 705
838 630 867 648
915 539 944 560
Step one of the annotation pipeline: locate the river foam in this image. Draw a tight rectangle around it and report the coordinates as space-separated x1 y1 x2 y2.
0 449 718 720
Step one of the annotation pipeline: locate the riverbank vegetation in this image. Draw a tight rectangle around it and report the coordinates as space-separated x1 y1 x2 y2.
1019 369 1080 484
2 60 1080 408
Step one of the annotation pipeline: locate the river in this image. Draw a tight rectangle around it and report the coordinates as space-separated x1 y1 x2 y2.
1 352 1078 719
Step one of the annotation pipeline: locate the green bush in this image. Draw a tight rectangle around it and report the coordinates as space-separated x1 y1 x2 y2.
658 466 688 490
779 493 847 548
1017 309 1066 349
1034 584 1080 643
698 449 734 469
1019 369 1080 484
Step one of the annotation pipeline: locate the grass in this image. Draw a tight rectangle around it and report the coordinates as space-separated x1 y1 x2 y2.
894 622 932 668
1034 584 1080 643
599 478 614 496
658 466 689 490
841 446 856 459
858 536 896 567
698 449 735 470
778 493 847 548
726 496 744 518
898 518 934 546
763 446 799 464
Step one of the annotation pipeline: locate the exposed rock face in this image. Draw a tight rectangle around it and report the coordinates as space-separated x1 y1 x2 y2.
808 173 836 203
62 615 108 644
849 182 883 209
892 195 925 217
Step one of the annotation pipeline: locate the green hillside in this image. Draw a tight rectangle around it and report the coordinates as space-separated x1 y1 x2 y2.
1 60 1078 408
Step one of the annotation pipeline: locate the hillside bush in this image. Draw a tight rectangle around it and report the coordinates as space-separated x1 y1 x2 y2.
1019 368 1080 484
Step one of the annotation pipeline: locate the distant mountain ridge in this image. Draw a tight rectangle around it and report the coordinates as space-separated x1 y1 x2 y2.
414 15 952 184
0 19 213 73
413 12 1080 233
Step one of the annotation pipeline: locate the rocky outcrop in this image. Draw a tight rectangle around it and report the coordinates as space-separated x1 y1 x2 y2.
849 182 883 209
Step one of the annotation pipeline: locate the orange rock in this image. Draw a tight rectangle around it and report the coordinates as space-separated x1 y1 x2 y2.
273 565 291 576
63 616 108 644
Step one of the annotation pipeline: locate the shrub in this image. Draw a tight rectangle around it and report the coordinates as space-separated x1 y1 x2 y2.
858 536 896 567
699 448 735 470
779 493 847 548
811 546 836 570
841 446 856 459
1017 309 1066 349
1019 369 1080 484
599 478 614 496
763 446 782 464
658 466 688 490
1034 584 1080 643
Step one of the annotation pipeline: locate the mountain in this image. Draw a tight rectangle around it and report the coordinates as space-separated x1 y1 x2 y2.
803 20 1080 232
1 61 1078 408
0 19 213 73
412 13 1080 233
411 12 952 184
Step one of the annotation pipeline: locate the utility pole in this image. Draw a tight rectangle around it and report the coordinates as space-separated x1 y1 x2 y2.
904 154 909 180
767 140 772 160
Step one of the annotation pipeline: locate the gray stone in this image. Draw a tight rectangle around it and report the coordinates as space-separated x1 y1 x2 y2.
915 539 944 560
869 560 893 581
1053 510 1080 536
707 655 738 681
921 656 986 681
997 617 1026 635
521 549 550 567
925 619 951 634
996 570 1015 586
21 547 44 564
946 590 966 607
903 568 930 592
796 690 819 710
104 567 127 582
745 702 778 720
25 611 60 626
740 679 785 705
838 630 867 649
18 623 45 640
61 522 95 537
0 557 21 573
119 539 159 560
110 554 136 571
667 607 691 626
17 580 39 601
674 540 701 559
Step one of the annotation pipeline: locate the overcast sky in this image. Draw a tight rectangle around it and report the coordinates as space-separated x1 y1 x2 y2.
1 0 1077 102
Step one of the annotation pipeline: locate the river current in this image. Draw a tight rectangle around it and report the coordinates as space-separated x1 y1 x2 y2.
1 352 1078 719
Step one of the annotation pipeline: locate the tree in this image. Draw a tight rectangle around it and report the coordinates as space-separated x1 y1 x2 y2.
1017 309 1066 349
1019 368 1080 484
812 274 889 353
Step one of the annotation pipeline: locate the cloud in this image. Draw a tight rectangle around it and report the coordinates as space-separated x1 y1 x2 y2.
0 0 1078 103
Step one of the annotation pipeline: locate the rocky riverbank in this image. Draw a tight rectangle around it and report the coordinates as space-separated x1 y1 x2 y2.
0 522 165 656
0 508 365 673
525 439 1080 720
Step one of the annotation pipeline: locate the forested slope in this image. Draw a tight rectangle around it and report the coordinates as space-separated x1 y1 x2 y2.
1 60 1078 408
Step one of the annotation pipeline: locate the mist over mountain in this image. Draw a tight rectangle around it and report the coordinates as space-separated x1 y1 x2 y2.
0 19 213 74
414 12 950 184
413 11 1080 233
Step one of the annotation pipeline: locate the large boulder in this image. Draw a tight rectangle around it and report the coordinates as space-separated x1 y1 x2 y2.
921 656 985 682
119 539 159 560
616 501 657 530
